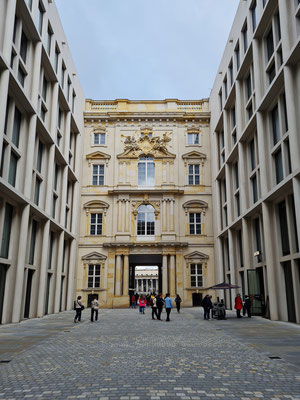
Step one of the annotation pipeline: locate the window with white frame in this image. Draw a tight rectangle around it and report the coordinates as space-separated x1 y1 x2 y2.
187 132 199 145
90 213 102 235
188 164 200 185
94 132 106 145
92 164 104 185
88 264 100 288
137 204 155 236
190 263 203 287
189 213 202 235
138 157 155 186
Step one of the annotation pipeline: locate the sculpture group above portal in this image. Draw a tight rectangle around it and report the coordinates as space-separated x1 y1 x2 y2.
119 131 175 159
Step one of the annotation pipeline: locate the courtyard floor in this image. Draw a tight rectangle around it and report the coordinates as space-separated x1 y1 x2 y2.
0 307 300 400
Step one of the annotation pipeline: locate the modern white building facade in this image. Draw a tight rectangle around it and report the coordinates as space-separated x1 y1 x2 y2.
0 0 85 323
210 0 300 323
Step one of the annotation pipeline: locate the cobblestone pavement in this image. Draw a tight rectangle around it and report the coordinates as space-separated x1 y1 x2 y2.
0 307 300 400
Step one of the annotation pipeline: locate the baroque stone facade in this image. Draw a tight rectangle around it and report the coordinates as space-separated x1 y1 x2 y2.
77 99 214 307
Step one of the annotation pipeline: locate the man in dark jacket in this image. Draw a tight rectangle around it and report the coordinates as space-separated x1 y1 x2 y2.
244 295 251 318
156 294 164 320
201 294 212 320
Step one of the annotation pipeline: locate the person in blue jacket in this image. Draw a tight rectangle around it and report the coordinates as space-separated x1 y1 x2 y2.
164 293 173 321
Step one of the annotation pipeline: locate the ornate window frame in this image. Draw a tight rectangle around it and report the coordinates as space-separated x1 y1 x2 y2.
91 127 107 147
182 200 208 236
81 252 107 291
182 151 207 186
186 128 202 147
83 200 109 236
184 251 209 289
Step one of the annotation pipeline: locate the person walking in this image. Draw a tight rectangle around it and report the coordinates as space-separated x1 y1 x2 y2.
234 293 243 318
131 294 136 309
91 296 99 322
175 294 182 313
164 293 173 321
156 293 164 320
244 295 251 318
151 295 158 320
138 295 146 314
201 294 212 320
74 296 84 323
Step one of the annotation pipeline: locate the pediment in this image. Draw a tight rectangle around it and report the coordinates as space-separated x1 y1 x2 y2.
184 251 209 260
86 151 111 161
82 252 107 261
83 200 109 209
182 151 207 160
182 200 208 209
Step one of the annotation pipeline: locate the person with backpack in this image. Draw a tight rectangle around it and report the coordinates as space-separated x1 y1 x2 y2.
138 295 146 314
150 295 158 320
74 295 84 323
175 294 182 313
156 293 164 320
201 294 212 320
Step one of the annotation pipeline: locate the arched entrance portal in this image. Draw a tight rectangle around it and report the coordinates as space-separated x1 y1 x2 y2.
129 254 162 298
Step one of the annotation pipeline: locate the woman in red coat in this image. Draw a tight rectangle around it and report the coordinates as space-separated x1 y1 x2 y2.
234 293 243 318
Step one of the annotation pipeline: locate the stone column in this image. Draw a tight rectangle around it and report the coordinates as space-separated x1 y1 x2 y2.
115 255 122 295
54 231 64 313
23 115 37 198
169 255 176 295
12 205 30 322
170 200 174 231
37 220 50 317
162 255 168 294
66 239 77 310
123 255 129 296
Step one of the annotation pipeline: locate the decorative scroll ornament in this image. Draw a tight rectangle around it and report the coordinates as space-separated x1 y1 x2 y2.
118 131 175 159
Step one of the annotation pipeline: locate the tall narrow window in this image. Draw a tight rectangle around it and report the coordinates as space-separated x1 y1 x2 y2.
251 1 257 31
8 152 18 186
12 107 22 147
34 178 41 205
189 213 202 235
271 105 280 145
249 138 256 170
90 213 102 235
42 76 48 101
61 63 66 88
92 165 104 185
278 201 290 256
235 43 240 71
36 140 43 173
137 205 155 236
47 25 52 55
20 31 28 63
254 218 262 262
251 175 258 203
266 28 274 60
88 265 101 288
138 157 155 186
37 2 44 35
0 203 14 259
54 44 60 73
29 220 37 265
274 150 283 184
188 164 200 185
243 23 248 53
237 229 243 267
190 264 203 287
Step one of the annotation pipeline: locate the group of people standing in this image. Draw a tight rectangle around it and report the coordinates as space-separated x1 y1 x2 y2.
131 293 182 321
234 293 252 318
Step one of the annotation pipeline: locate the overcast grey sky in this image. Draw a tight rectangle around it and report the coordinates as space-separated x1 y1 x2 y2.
55 0 239 100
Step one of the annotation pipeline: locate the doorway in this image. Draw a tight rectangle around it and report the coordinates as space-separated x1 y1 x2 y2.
129 254 162 297
283 261 296 323
24 269 34 318
134 266 159 294
192 293 202 306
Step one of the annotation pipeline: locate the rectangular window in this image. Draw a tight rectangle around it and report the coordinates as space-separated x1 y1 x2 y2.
90 213 102 235
274 149 284 184
235 43 240 71
138 157 155 186
251 0 257 31
246 74 252 99
231 107 236 130
54 164 58 191
268 62 276 84
251 174 258 203
243 24 248 53
52 195 57 219
8 152 18 186
190 264 203 287
54 45 60 73
0 203 13 259
18 66 26 86
37 140 43 172
233 162 239 189
47 25 52 55
278 201 290 256
48 232 54 269
72 91 76 113
224 77 228 100
20 31 28 63
271 104 280 145
254 218 262 262
34 178 41 205
281 93 288 133
12 107 22 147
94 133 106 145
237 229 243 267
188 164 200 185
37 2 44 35
235 193 240 217
249 138 256 170
266 28 274 60
189 213 202 235
61 63 66 88
67 78 71 101
229 61 233 87
88 264 101 288
29 220 37 265
92 164 105 185
187 132 199 145
42 76 48 101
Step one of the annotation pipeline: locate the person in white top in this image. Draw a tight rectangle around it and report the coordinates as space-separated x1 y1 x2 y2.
91 296 99 322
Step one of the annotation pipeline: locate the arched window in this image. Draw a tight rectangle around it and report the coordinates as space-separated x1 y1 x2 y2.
138 157 154 186
137 204 155 235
